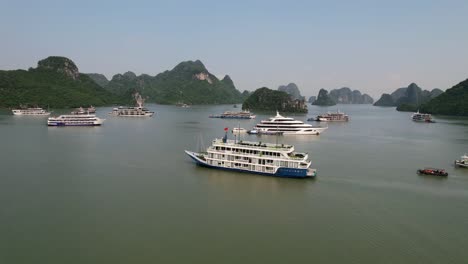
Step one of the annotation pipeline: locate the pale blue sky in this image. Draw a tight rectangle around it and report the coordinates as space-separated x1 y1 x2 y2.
1 0 467 98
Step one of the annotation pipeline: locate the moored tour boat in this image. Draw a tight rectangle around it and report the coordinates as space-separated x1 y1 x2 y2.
455 154 468 168
185 132 317 178
311 111 349 122
47 114 104 126
12 107 50 116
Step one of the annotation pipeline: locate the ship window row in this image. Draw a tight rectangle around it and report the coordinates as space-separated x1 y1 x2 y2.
214 146 281 157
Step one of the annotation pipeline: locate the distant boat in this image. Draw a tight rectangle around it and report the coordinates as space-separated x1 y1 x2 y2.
209 110 256 119
310 111 349 122
47 114 104 126
71 106 96 115
455 154 468 168
233 104 238 108
12 107 50 116
412 111 435 123
255 111 327 135
417 168 448 177
232 127 247 133
109 93 154 117
176 102 190 108
185 131 317 178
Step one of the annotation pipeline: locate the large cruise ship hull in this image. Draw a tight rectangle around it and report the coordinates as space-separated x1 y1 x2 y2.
185 150 315 178
47 123 102 126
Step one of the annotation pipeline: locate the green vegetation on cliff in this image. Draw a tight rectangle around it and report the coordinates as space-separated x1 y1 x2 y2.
0 56 122 108
86 73 109 87
105 60 243 104
420 78 468 116
242 87 307 113
312 89 336 106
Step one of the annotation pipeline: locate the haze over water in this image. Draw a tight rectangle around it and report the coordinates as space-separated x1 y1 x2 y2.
1 104 468 263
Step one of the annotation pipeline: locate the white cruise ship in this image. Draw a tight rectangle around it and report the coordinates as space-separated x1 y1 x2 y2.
185 134 316 178
109 106 154 117
108 92 154 117
254 111 327 135
12 107 50 116
47 114 104 126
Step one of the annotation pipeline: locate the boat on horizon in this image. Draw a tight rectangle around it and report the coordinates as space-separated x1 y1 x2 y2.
71 106 96 115
12 107 50 116
254 111 327 135
209 110 256 119
185 130 317 178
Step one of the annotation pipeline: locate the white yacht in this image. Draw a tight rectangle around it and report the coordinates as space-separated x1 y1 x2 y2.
47 114 104 126
254 111 327 135
185 134 317 178
455 154 468 168
12 107 50 116
109 93 154 117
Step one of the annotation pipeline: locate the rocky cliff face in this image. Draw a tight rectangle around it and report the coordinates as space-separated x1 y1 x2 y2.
312 89 336 106
86 73 109 87
37 56 80 80
328 87 374 104
278 83 304 100
105 60 243 104
308 96 316 103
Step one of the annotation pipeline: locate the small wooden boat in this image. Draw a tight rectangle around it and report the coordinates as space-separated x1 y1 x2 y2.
417 168 448 177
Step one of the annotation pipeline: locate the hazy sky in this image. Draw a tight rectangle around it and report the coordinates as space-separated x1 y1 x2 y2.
1 0 467 99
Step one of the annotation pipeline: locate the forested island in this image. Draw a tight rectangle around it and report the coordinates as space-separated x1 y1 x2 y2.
242 87 307 113
373 83 443 112
311 87 373 106
420 79 468 116
0 56 123 108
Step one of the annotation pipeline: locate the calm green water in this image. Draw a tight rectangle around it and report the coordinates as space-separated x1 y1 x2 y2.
1 104 468 263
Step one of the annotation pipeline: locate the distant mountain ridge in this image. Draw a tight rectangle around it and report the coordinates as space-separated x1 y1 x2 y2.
104 60 243 104
328 87 374 104
278 83 304 100
374 83 443 111
312 89 336 106
0 56 122 108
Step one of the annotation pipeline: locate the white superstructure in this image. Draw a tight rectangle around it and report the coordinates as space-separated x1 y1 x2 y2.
12 108 50 116
109 106 154 117
255 111 327 135
47 114 104 126
109 92 154 117
185 137 316 178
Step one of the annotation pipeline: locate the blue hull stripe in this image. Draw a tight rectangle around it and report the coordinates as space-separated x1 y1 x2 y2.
185 151 314 179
